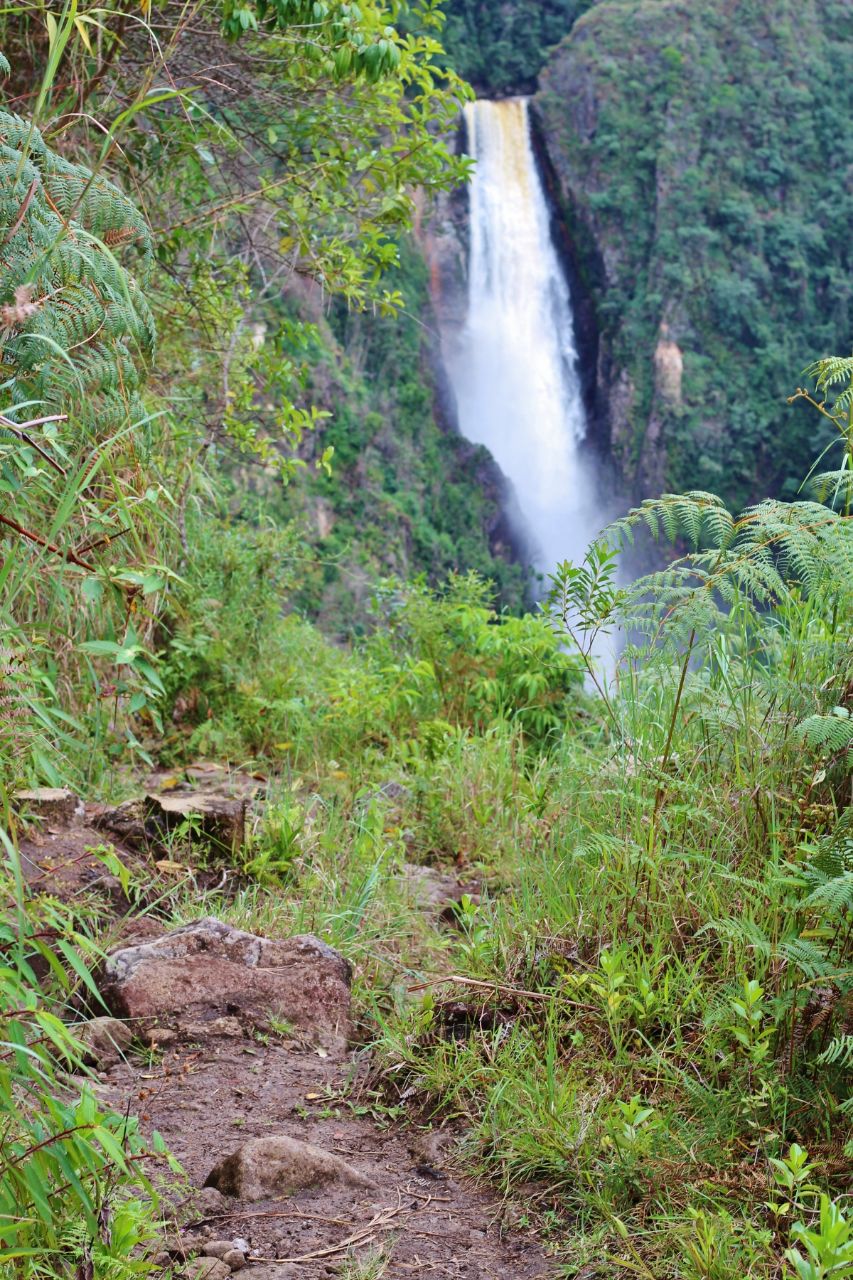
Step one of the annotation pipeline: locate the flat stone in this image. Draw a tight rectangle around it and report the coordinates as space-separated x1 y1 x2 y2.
185 1260 230 1280
201 1242 236 1260
145 792 247 855
14 787 80 826
204 1135 376 1201
100 918 352 1054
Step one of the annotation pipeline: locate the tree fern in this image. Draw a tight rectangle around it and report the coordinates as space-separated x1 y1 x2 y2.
0 93 154 438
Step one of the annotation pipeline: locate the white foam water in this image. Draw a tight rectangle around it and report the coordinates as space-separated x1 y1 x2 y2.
448 97 603 580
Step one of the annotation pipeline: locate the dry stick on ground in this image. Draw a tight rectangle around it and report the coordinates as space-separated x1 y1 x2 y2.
196 1193 442 1228
407 974 599 1014
251 1202 405 1266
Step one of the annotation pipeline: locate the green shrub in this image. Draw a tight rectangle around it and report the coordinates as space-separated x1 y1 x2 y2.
0 832 171 1277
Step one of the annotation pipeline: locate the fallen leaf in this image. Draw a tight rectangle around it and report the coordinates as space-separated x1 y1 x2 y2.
155 859 193 876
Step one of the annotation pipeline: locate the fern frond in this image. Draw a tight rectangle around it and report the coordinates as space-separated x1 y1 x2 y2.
795 713 853 754
799 870 850 921
805 354 853 392
0 110 154 438
818 1034 853 1068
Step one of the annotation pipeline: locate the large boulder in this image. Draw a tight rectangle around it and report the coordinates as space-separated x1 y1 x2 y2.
99 918 352 1054
205 1135 375 1201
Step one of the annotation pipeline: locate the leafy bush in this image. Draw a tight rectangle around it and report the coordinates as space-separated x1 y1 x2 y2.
367 573 583 744
379 359 853 1276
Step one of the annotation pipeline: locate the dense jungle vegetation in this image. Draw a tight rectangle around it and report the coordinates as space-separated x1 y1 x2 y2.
0 1 851 1279
439 0 595 94
535 0 853 509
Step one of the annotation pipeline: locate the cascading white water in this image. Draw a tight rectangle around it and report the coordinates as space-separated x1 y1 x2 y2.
448 97 601 578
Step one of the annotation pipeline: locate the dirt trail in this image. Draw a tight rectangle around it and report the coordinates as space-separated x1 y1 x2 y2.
95 1033 554 1279
17 787 559 1280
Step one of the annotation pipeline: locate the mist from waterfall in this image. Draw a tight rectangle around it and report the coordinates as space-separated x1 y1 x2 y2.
448 97 603 583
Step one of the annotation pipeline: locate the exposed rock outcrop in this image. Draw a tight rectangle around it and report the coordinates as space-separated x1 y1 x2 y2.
99 917 352 1054
654 324 683 408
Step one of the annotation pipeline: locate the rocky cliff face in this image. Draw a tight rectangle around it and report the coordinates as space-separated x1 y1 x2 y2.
533 0 853 508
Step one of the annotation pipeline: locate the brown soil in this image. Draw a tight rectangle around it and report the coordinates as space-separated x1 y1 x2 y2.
95 1034 557 1279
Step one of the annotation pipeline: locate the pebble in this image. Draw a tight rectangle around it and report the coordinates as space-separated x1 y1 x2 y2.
146 1026 178 1049
222 1250 246 1271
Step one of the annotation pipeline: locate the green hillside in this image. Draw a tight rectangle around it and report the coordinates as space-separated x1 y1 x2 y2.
440 0 594 93
535 0 853 508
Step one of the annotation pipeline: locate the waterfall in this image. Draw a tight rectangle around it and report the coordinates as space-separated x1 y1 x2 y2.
448 98 601 580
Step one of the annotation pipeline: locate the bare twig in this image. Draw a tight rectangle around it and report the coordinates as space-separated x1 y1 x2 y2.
0 415 66 476
0 512 95 571
251 1203 404 1265
4 177 39 242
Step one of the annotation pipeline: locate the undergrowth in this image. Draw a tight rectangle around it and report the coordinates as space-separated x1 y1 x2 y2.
143 360 853 1278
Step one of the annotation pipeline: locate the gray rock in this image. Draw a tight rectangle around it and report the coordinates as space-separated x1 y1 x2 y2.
204 1135 376 1201
201 1242 235 1260
185 1260 231 1280
100 918 352 1054
181 1185 228 1217
77 1016 133 1067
